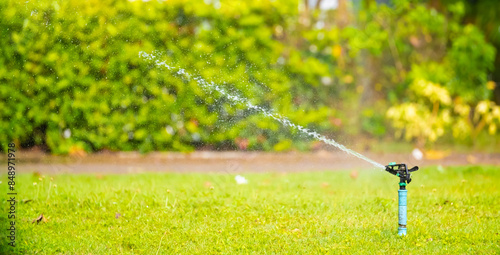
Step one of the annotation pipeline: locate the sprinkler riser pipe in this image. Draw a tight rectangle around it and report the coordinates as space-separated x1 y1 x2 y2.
386 163 418 236
398 189 407 236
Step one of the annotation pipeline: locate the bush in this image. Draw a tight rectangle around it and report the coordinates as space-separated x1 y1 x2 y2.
1 0 497 153
0 0 334 153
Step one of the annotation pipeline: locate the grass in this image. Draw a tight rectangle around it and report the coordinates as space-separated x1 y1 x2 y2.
1 165 499 254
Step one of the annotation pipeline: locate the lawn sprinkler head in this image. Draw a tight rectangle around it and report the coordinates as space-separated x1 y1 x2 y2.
385 162 419 236
385 163 419 190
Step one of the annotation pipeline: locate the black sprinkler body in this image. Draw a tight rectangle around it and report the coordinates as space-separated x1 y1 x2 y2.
385 162 419 235
385 163 419 190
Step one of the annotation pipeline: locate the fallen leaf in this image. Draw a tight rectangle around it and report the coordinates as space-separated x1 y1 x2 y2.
32 214 47 224
349 170 358 180
424 150 450 160
466 155 477 164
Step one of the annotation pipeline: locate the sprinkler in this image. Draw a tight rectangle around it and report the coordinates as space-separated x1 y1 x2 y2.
385 162 419 236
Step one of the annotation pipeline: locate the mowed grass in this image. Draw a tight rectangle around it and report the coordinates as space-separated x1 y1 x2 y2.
1 165 499 254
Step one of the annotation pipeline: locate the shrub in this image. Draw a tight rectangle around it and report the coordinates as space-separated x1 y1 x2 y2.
0 0 333 153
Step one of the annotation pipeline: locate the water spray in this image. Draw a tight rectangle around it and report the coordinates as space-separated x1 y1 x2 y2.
385 162 419 235
139 52 421 236
139 51 385 170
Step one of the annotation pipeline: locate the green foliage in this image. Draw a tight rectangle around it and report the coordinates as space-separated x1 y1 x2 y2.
447 25 496 103
0 0 498 153
365 1 497 145
0 0 333 153
361 108 387 138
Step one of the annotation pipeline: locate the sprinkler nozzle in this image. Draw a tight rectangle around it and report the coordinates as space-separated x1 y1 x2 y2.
385 163 419 189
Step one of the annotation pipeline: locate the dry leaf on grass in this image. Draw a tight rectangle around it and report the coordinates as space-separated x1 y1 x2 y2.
32 214 48 224
350 170 359 180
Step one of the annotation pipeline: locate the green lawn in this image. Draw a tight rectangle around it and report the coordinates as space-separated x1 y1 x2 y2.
1 166 499 254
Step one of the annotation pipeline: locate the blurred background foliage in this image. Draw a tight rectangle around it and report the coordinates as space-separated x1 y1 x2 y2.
0 0 499 154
